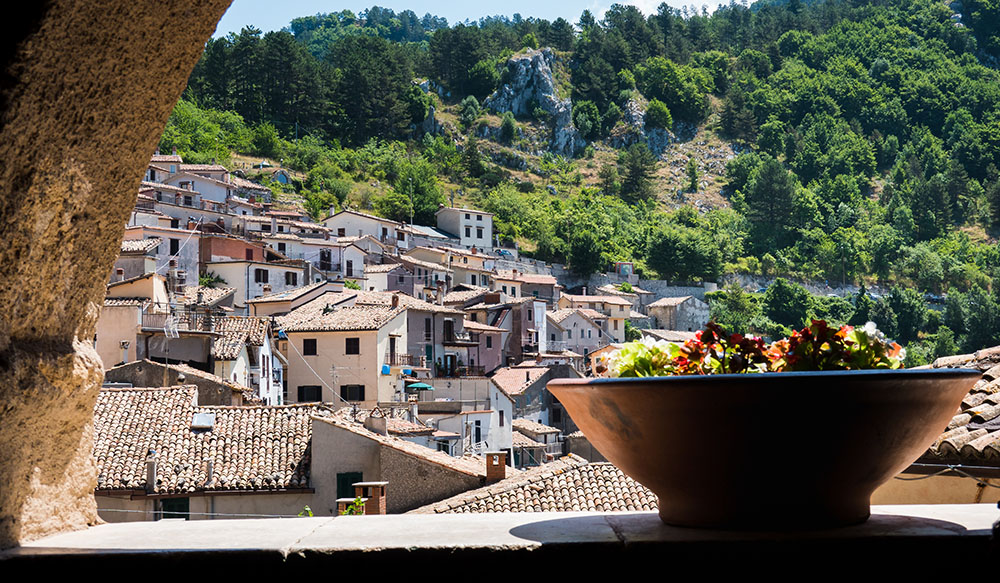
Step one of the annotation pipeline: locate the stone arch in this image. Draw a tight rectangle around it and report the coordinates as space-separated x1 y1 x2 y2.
0 0 232 548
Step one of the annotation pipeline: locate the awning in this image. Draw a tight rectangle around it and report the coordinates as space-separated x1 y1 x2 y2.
406 382 434 390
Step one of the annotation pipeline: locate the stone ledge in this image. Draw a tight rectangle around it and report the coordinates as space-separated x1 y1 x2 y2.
2 504 998 573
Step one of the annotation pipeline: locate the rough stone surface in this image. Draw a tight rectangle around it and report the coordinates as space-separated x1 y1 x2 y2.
0 0 232 548
484 48 584 157
607 98 675 155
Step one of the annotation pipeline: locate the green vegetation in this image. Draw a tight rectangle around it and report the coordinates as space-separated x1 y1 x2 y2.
166 1 1000 358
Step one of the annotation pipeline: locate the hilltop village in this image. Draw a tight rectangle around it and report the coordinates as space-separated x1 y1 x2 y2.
94 150 717 519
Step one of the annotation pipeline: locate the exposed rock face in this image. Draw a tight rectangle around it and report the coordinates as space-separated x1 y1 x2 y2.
0 0 231 548
484 48 585 157
608 99 676 156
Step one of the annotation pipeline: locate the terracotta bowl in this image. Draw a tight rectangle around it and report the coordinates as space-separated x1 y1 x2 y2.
548 369 980 529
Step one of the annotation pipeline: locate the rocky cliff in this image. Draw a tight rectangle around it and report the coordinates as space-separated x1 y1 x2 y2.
607 98 675 156
484 49 585 157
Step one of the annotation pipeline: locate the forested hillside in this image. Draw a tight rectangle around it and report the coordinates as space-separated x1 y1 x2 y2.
161 0 1000 362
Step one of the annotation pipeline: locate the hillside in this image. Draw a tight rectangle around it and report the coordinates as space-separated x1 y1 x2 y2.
159 0 1000 361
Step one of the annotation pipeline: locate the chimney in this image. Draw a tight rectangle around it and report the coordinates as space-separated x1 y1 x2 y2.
471 246 477 255
204 460 214 488
485 451 507 483
435 281 444 305
171 146 177 156
270 216 277 233
526 370 531 382
391 293 400 309
408 397 419 422
187 220 197 230
329 205 337 218
582 286 587 296
249 195 256 204
115 267 125 281
145 449 157 493
353 481 388 515
324 230 330 241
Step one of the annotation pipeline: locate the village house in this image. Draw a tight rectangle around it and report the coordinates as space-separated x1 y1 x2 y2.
212 316 282 404
321 209 410 249
103 359 258 406
278 294 407 408
362 262 412 294
93 386 327 523
120 224 200 289
556 293 632 343
646 295 711 332
112 237 161 282
203 259 308 314
547 308 607 357
435 206 494 249
511 418 563 467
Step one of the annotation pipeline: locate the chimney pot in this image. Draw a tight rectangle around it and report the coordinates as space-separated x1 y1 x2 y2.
391 293 399 309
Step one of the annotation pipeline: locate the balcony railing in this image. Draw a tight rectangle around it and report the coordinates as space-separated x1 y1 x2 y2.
385 353 415 367
548 341 568 352
141 312 217 332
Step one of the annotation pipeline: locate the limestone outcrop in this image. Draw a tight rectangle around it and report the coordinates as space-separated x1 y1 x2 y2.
0 0 231 548
608 99 676 156
484 49 585 157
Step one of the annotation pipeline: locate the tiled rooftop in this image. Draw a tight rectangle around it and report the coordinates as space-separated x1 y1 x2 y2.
561 294 633 306
277 299 402 333
490 367 549 397
214 316 270 346
93 386 327 494
180 285 236 307
512 418 560 435
103 297 149 308
920 348 1000 466
641 329 697 343
120 237 161 254
411 455 656 514
648 295 695 307
512 431 545 448
363 263 407 273
352 290 464 315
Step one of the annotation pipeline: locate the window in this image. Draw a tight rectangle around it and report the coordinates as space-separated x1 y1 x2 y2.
470 313 477 322
337 472 363 499
398 273 405 284
303 338 317 356
158 497 189 521
245 249 253 261
502 285 508 294
477 227 483 239
614 320 619 330
552 408 562 424
465 213 471 219
567 330 572 339
337 228 345 237
471 274 477 286
297 385 321 402
183 195 192 207
486 335 492 349
465 226 471 238
346 260 353 277
285 272 297 286
528 309 533 320
262 224 271 233
398 231 405 242
277 225 284 233
340 384 365 401
254 268 268 283
588 330 592 338
170 219 179 229
169 238 179 255
476 214 483 221
499 410 505 427
277 243 286 254
346 337 360 355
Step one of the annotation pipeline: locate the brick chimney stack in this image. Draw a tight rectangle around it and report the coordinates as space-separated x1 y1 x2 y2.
485 451 507 483
354 481 388 515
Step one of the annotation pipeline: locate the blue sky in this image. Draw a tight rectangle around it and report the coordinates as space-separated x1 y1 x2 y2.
212 1 731 38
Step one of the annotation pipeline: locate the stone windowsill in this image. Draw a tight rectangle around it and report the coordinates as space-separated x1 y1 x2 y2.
2 504 998 572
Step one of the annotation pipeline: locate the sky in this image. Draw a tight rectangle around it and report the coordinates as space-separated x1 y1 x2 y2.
212 0 731 38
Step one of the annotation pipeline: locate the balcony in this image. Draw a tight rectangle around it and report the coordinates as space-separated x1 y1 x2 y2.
385 353 415 367
443 331 478 346
141 312 217 332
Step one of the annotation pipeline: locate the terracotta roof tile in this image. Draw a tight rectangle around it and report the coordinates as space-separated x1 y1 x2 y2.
277 299 403 333
103 297 149 308
512 431 545 447
364 263 407 274
214 316 270 346
93 386 327 494
490 367 549 397
411 456 657 514
179 163 228 172
561 294 633 306
512 418 560 435
352 290 465 315
920 349 1000 466
120 238 161 254
180 286 235 307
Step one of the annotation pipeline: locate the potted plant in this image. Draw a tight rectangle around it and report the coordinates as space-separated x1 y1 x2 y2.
547 321 979 529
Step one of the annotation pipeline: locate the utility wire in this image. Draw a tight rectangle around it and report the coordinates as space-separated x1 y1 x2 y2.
893 465 1000 488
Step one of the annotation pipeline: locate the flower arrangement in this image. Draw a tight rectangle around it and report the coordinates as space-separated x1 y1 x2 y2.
605 320 905 378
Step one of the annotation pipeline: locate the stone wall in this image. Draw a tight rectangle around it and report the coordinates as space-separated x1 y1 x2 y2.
0 0 233 548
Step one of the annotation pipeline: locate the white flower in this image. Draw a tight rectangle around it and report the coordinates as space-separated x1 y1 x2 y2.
863 321 878 336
